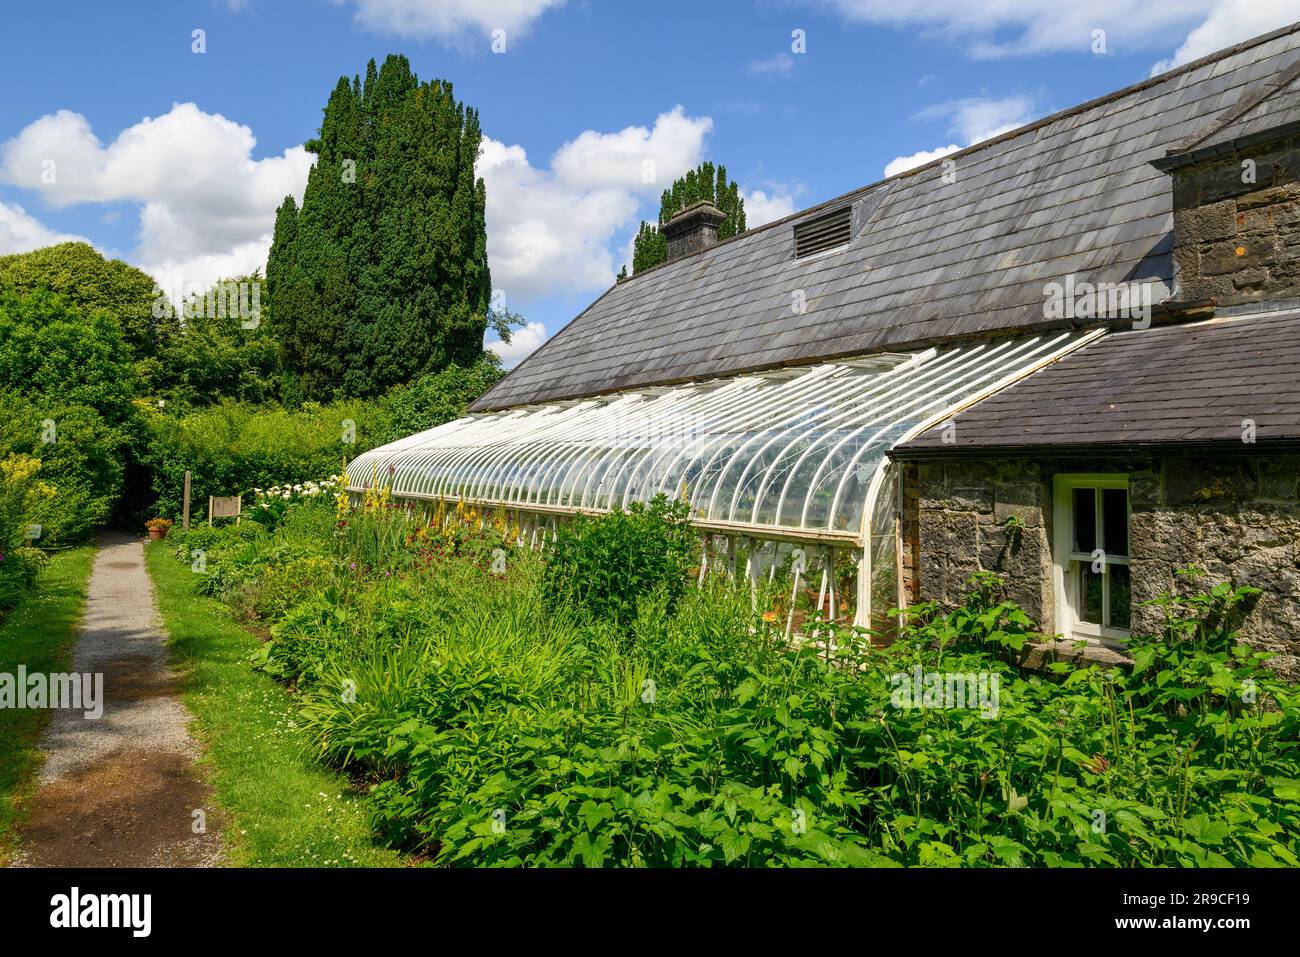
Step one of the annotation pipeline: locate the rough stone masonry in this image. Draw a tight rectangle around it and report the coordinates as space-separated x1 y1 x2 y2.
1169 131 1300 307
911 456 1300 680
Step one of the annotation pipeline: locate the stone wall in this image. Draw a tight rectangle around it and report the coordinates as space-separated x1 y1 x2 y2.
1169 133 1300 307
912 454 1300 678
914 459 1055 625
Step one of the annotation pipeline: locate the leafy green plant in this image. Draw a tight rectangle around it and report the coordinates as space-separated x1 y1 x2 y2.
542 495 695 629
172 500 1300 869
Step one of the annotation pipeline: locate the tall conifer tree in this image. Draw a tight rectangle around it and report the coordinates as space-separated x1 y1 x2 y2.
630 162 746 275
267 55 491 399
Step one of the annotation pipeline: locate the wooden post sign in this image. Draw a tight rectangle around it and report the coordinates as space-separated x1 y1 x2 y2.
182 470 192 532
208 494 242 526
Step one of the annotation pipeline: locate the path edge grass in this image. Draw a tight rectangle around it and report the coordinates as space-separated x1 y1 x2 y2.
0 547 96 861
145 540 405 868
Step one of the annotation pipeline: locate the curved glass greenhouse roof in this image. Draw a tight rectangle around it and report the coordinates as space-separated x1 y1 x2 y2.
347 329 1100 544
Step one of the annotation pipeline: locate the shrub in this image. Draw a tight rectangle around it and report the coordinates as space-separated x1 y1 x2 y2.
542 495 696 628
379 359 504 444
141 400 391 520
0 395 127 545
248 477 342 530
0 546 46 617
0 454 53 615
175 500 1300 868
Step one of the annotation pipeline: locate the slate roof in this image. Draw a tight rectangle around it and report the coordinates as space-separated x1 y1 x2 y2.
1159 55 1300 163
890 309 1300 455
474 22 1300 412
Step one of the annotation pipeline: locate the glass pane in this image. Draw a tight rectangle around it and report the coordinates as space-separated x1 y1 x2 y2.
346 331 1098 535
1077 562 1103 624
1108 564 1131 630
1102 487 1128 557
1072 488 1096 553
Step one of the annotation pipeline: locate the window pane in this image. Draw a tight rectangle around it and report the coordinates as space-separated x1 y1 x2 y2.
1077 562 1103 624
1102 487 1129 557
1072 488 1096 553
1109 564 1131 630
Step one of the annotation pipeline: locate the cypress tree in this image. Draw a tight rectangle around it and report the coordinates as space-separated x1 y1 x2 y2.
630 162 746 274
267 55 491 400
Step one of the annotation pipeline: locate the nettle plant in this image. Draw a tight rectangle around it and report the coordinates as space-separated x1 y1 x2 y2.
172 493 1300 868
542 494 696 630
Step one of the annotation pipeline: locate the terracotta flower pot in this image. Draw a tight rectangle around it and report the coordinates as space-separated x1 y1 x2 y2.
148 527 168 541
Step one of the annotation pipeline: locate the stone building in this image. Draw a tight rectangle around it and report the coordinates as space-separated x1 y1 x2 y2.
350 24 1300 677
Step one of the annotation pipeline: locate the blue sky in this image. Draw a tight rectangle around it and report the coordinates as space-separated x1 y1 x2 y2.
0 0 1295 364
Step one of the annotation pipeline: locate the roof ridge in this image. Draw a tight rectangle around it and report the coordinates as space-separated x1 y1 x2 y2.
607 20 1300 290
472 20 1300 412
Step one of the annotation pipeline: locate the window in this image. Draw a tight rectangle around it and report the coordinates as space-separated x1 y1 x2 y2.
1053 475 1130 645
794 206 851 257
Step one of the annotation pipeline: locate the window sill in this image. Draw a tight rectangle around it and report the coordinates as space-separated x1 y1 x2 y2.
1020 638 1134 672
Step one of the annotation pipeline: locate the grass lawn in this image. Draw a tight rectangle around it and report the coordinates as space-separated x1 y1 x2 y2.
0 547 96 859
145 540 405 867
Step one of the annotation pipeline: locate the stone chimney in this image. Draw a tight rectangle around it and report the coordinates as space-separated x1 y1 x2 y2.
1153 111 1300 308
660 201 727 262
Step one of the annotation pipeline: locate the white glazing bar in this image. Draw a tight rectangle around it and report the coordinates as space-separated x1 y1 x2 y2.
347 331 1106 550
650 366 841 505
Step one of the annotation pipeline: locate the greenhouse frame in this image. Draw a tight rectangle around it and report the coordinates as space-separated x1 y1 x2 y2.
348 329 1099 628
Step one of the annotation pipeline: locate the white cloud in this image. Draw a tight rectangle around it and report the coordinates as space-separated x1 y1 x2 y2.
0 103 314 291
346 0 563 42
815 1 1219 57
816 1 1298 73
883 94 1039 176
1150 0 1298 75
479 137 637 301
914 94 1040 143
883 144 961 177
0 199 87 255
749 52 796 76
147 237 282 308
480 107 713 300
551 106 713 192
488 319 548 366
742 188 797 226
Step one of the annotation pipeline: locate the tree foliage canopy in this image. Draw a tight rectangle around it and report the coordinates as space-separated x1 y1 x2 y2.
631 162 746 275
267 54 492 400
0 242 177 383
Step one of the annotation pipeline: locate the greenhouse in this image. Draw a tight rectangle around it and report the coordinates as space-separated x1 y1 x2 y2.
347 328 1098 627
348 24 1300 660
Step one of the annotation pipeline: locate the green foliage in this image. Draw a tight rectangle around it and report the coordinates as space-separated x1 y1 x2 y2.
0 394 126 545
631 162 747 274
543 495 696 628
0 291 134 544
268 55 492 400
631 222 667 274
0 242 176 381
158 273 282 406
0 289 139 426
140 400 391 520
380 358 504 444
660 162 746 237
174 498 1300 869
0 454 51 612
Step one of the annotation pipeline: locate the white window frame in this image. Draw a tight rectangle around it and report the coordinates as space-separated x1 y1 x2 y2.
1052 474 1131 646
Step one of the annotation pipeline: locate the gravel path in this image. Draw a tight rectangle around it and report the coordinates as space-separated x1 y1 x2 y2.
13 531 223 867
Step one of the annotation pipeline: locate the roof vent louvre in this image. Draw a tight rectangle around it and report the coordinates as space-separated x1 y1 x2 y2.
794 206 852 257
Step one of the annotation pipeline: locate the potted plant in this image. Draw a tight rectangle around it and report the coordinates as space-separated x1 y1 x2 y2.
146 517 173 541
